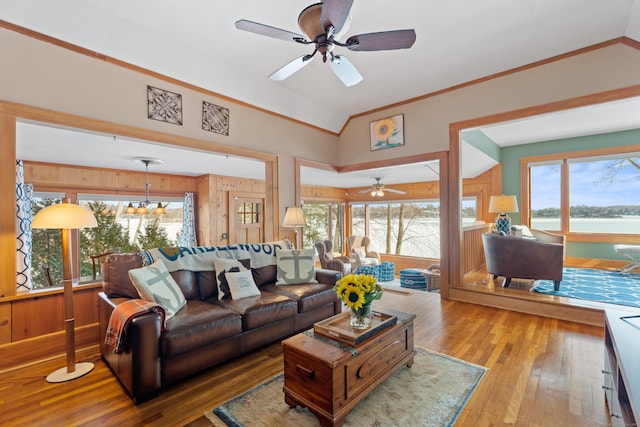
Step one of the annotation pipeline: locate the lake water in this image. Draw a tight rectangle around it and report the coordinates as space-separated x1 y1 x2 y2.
532 217 640 233
366 217 640 258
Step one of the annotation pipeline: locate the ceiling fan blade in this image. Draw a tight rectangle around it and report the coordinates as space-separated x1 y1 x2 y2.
269 55 312 81
385 188 407 194
320 0 354 34
346 29 416 51
357 188 372 194
235 19 305 43
329 55 363 87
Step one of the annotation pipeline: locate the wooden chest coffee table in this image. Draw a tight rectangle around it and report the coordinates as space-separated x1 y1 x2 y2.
281 308 416 427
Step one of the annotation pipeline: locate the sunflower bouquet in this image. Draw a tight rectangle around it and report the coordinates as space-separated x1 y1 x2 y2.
334 274 383 329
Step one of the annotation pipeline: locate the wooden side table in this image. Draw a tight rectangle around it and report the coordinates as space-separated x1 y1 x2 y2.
282 308 416 427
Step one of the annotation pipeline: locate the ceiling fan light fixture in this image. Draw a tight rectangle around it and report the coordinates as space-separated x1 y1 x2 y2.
298 3 324 40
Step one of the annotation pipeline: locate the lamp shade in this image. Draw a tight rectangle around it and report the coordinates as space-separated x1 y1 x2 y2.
488 195 519 214
32 203 98 229
282 206 306 227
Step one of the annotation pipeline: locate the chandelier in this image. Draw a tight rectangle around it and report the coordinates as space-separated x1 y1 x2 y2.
125 158 165 215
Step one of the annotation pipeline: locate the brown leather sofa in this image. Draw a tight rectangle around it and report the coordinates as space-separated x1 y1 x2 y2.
482 229 565 290
98 242 341 403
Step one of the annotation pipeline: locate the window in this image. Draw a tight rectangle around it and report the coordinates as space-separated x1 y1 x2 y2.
30 193 184 288
78 196 184 281
350 200 440 258
351 203 366 237
237 201 260 224
530 162 561 230
31 194 63 289
461 196 478 226
302 202 345 252
527 151 640 235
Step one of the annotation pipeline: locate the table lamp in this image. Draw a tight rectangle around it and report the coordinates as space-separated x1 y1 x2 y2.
31 202 98 382
282 206 307 248
488 195 519 235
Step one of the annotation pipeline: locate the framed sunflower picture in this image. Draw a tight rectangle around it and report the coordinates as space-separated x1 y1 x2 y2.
370 114 404 151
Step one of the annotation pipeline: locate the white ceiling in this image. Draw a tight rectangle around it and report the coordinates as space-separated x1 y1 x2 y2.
5 0 640 188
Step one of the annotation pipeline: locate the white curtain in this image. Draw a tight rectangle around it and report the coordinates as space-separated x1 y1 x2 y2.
178 192 197 246
16 160 33 292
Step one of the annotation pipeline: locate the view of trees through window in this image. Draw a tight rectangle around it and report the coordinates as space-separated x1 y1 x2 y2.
530 153 640 233
31 196 184 289
302 202 345 252
303 197 477 259
349 198 477 259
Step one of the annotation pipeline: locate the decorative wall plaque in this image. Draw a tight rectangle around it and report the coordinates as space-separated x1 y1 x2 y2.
202 101 230 135
147 86 183 125
370 114 404 151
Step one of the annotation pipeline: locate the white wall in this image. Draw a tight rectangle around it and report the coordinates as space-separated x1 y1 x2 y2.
338 43 640 164
0 27 339 214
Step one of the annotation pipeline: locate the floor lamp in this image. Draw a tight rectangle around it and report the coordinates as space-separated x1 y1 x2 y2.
283 206 307 249
31 202 98 383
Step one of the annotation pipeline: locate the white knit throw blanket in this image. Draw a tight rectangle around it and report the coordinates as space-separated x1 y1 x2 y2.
140 240 293 272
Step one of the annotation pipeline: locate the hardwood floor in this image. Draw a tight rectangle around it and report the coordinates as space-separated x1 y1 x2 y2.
1 289 613 426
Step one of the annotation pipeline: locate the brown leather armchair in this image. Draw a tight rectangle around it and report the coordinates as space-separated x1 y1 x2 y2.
482 229 565 290
315 239 351 276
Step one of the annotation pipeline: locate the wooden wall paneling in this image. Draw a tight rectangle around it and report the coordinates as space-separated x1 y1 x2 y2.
217 176 230 245
8 286 98 342
0 111 17 298
345 180 440 202
11 294 63 341
74 287 100 327
196 174 216 246
23 161 197 194
264 158 277 243
0 303 11 344
301 185 347 200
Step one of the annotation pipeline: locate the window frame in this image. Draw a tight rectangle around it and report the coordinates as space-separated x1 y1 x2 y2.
521 145 640 244
30 188 185 288
348 198 446 258
301 200 346 252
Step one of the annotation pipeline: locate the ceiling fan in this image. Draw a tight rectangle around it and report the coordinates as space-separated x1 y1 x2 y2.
235 0 416 87
358 177 407 197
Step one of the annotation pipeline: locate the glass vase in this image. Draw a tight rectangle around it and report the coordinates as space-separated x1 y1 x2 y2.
350 303 373 330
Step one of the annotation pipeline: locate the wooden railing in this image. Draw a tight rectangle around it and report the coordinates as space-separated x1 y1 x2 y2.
462 223 492 276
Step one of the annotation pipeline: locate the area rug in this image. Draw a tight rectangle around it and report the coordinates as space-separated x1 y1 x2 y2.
532 267 640 308
207 347 486 427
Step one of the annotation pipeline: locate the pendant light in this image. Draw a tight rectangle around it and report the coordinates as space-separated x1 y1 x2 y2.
126 158 165 215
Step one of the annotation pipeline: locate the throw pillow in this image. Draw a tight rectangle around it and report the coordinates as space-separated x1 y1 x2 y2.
353 247 366 258
225 269 261 299
276 248 318 285
217 266 240 300
128 259 187 320
213 258 250 300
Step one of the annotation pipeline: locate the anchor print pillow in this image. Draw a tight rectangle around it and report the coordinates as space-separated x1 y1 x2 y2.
128 259 187 319
275 248 318 285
